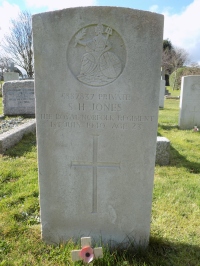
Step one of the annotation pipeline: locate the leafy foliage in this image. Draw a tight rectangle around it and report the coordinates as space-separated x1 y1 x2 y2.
163 39 173 51
169 66 200 89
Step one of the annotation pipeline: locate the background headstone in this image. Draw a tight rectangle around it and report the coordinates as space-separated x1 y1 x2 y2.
156 136 170 165
9 62 15 72
161 67 165 80
165 87 170 96
159 79 165 108
4 72 19 82
33 7 163 247
3 80 35 116
179 75 200 129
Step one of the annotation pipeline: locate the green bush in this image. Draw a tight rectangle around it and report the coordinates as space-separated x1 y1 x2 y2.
169 67 200 89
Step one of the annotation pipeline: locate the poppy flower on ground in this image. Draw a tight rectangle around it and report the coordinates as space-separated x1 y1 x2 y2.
79 246 94 263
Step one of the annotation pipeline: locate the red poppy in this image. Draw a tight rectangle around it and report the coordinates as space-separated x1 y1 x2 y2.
79 246 94 263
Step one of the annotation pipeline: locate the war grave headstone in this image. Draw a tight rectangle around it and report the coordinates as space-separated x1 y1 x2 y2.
33 7 163 247
159 79 165 108
3 80 35 116
179 75 200 129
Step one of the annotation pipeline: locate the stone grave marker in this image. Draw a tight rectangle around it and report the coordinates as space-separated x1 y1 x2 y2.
32 7 163 247
9 62 15 72
4 72 19 82
156 136 170 165
179 75 200 129
3 80 35 116
159 79 165 108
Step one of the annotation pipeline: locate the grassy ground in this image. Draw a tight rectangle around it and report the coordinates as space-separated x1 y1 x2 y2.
0 88 200 265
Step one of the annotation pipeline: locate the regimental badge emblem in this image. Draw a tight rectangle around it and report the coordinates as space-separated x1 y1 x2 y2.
67 24 126 87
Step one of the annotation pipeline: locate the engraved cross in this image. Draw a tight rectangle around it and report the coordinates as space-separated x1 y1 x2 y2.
71 135 120 213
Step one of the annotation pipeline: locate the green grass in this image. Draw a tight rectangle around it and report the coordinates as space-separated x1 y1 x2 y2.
166 85 181 97
0 95 200 265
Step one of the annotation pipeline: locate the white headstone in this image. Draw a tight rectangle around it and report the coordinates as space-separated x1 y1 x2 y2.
159 80 165 108
3 80 35 116
4 72 19 82
179 75 200 129
33 7 164 247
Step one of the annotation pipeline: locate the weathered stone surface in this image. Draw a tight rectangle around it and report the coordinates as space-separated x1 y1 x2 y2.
3 80 35 116
156 136 170 165
0 119 36 153
33 6 164 247
179 75 200 129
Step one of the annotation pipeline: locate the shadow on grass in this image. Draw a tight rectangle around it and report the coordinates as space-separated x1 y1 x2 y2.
168 144 200 173
157 124 179 133
97 236 200 266
138 236 200 266
3 132 36 158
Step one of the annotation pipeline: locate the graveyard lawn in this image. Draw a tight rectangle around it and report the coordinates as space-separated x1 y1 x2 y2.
0 92 200 265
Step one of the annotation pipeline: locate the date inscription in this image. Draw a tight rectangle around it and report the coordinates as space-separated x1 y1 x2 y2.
39 92 154 131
